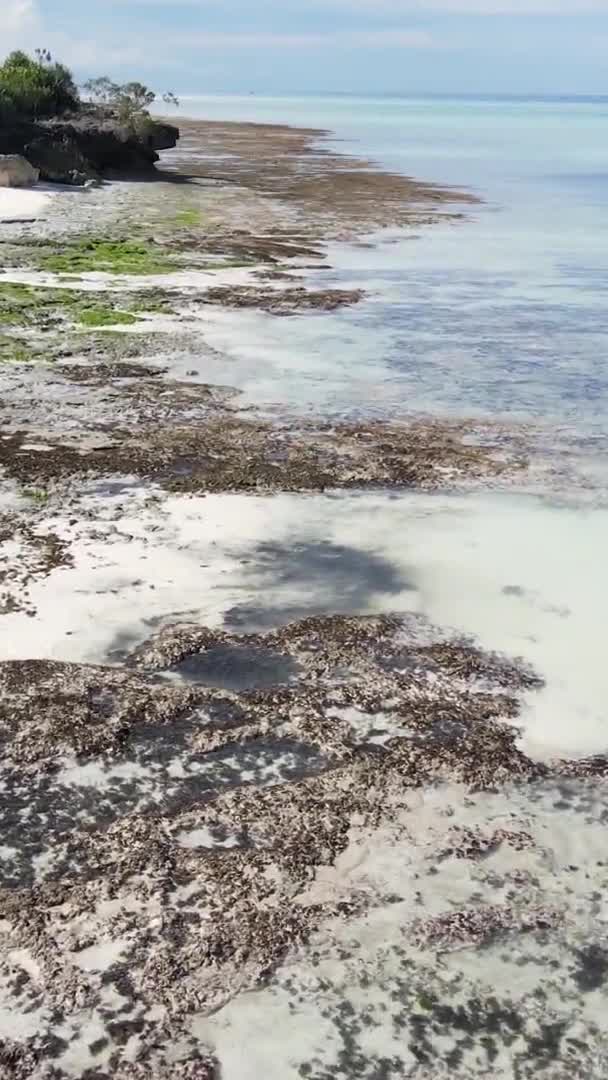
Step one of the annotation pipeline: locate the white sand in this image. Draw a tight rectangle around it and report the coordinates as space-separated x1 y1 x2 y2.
0 186 53 223
0 265 257 290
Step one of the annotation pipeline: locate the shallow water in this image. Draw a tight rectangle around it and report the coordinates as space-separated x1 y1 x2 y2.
166 94 608 447
164 642 302 690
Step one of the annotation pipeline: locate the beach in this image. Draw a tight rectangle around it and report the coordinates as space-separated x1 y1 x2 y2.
0 186 53 223
1 99 607 1079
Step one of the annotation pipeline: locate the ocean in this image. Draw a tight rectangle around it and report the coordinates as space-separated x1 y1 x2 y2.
165 94 608 433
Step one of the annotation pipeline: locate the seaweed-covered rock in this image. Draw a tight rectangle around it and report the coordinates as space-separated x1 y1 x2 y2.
203 285 364 315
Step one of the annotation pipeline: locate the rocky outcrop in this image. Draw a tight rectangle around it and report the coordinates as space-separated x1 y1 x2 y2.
0 154 39 188
0 114 179 186
202 285 365 314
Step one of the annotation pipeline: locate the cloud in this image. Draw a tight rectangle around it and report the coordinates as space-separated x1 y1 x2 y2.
0 0 145 70
343 0 608 11
111 0 608 11
1 0 39 44
3 0 607 91
171 28 437 49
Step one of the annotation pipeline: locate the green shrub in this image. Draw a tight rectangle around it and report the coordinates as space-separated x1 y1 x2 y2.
0 48 79 119
0 90 18 124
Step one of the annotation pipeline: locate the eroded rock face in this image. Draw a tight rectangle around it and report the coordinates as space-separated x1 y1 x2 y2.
0 116 179 185
20 129 95 185
0 154 39 188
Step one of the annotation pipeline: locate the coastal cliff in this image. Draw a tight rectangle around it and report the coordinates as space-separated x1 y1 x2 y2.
0 112 179 185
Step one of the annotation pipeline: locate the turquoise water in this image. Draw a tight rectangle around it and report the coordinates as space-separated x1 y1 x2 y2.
168 94 608 437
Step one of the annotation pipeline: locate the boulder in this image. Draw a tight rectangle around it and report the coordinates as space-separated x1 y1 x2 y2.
0 154 40 188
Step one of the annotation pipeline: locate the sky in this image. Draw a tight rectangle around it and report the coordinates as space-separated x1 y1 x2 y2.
2 0 608 97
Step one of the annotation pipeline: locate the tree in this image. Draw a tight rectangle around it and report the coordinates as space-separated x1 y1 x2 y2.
0 49 79 119
82 75 179 133
82 76 118 106
113 82 156 131
119 82 156 111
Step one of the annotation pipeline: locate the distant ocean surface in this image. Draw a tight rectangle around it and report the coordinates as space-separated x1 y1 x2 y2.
164 93 608 440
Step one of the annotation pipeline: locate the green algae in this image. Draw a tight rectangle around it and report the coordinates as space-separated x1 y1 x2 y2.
0 283 39 325
23 488 50 504
76 307 140 328
0 283 78 327
0 281 174 331
11 328 168 366
173 208 204 228
39 238 176 276
126 293 176 316
2 232 256 282
0 334 33 363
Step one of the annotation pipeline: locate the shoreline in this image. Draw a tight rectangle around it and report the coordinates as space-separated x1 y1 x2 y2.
161 115 477 237
0 116 502 497
1 113 607 1079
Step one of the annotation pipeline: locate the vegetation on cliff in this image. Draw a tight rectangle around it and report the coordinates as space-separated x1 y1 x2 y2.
0 49 79 122
0 48 177 132
0 49 180 183
84 76 179 133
